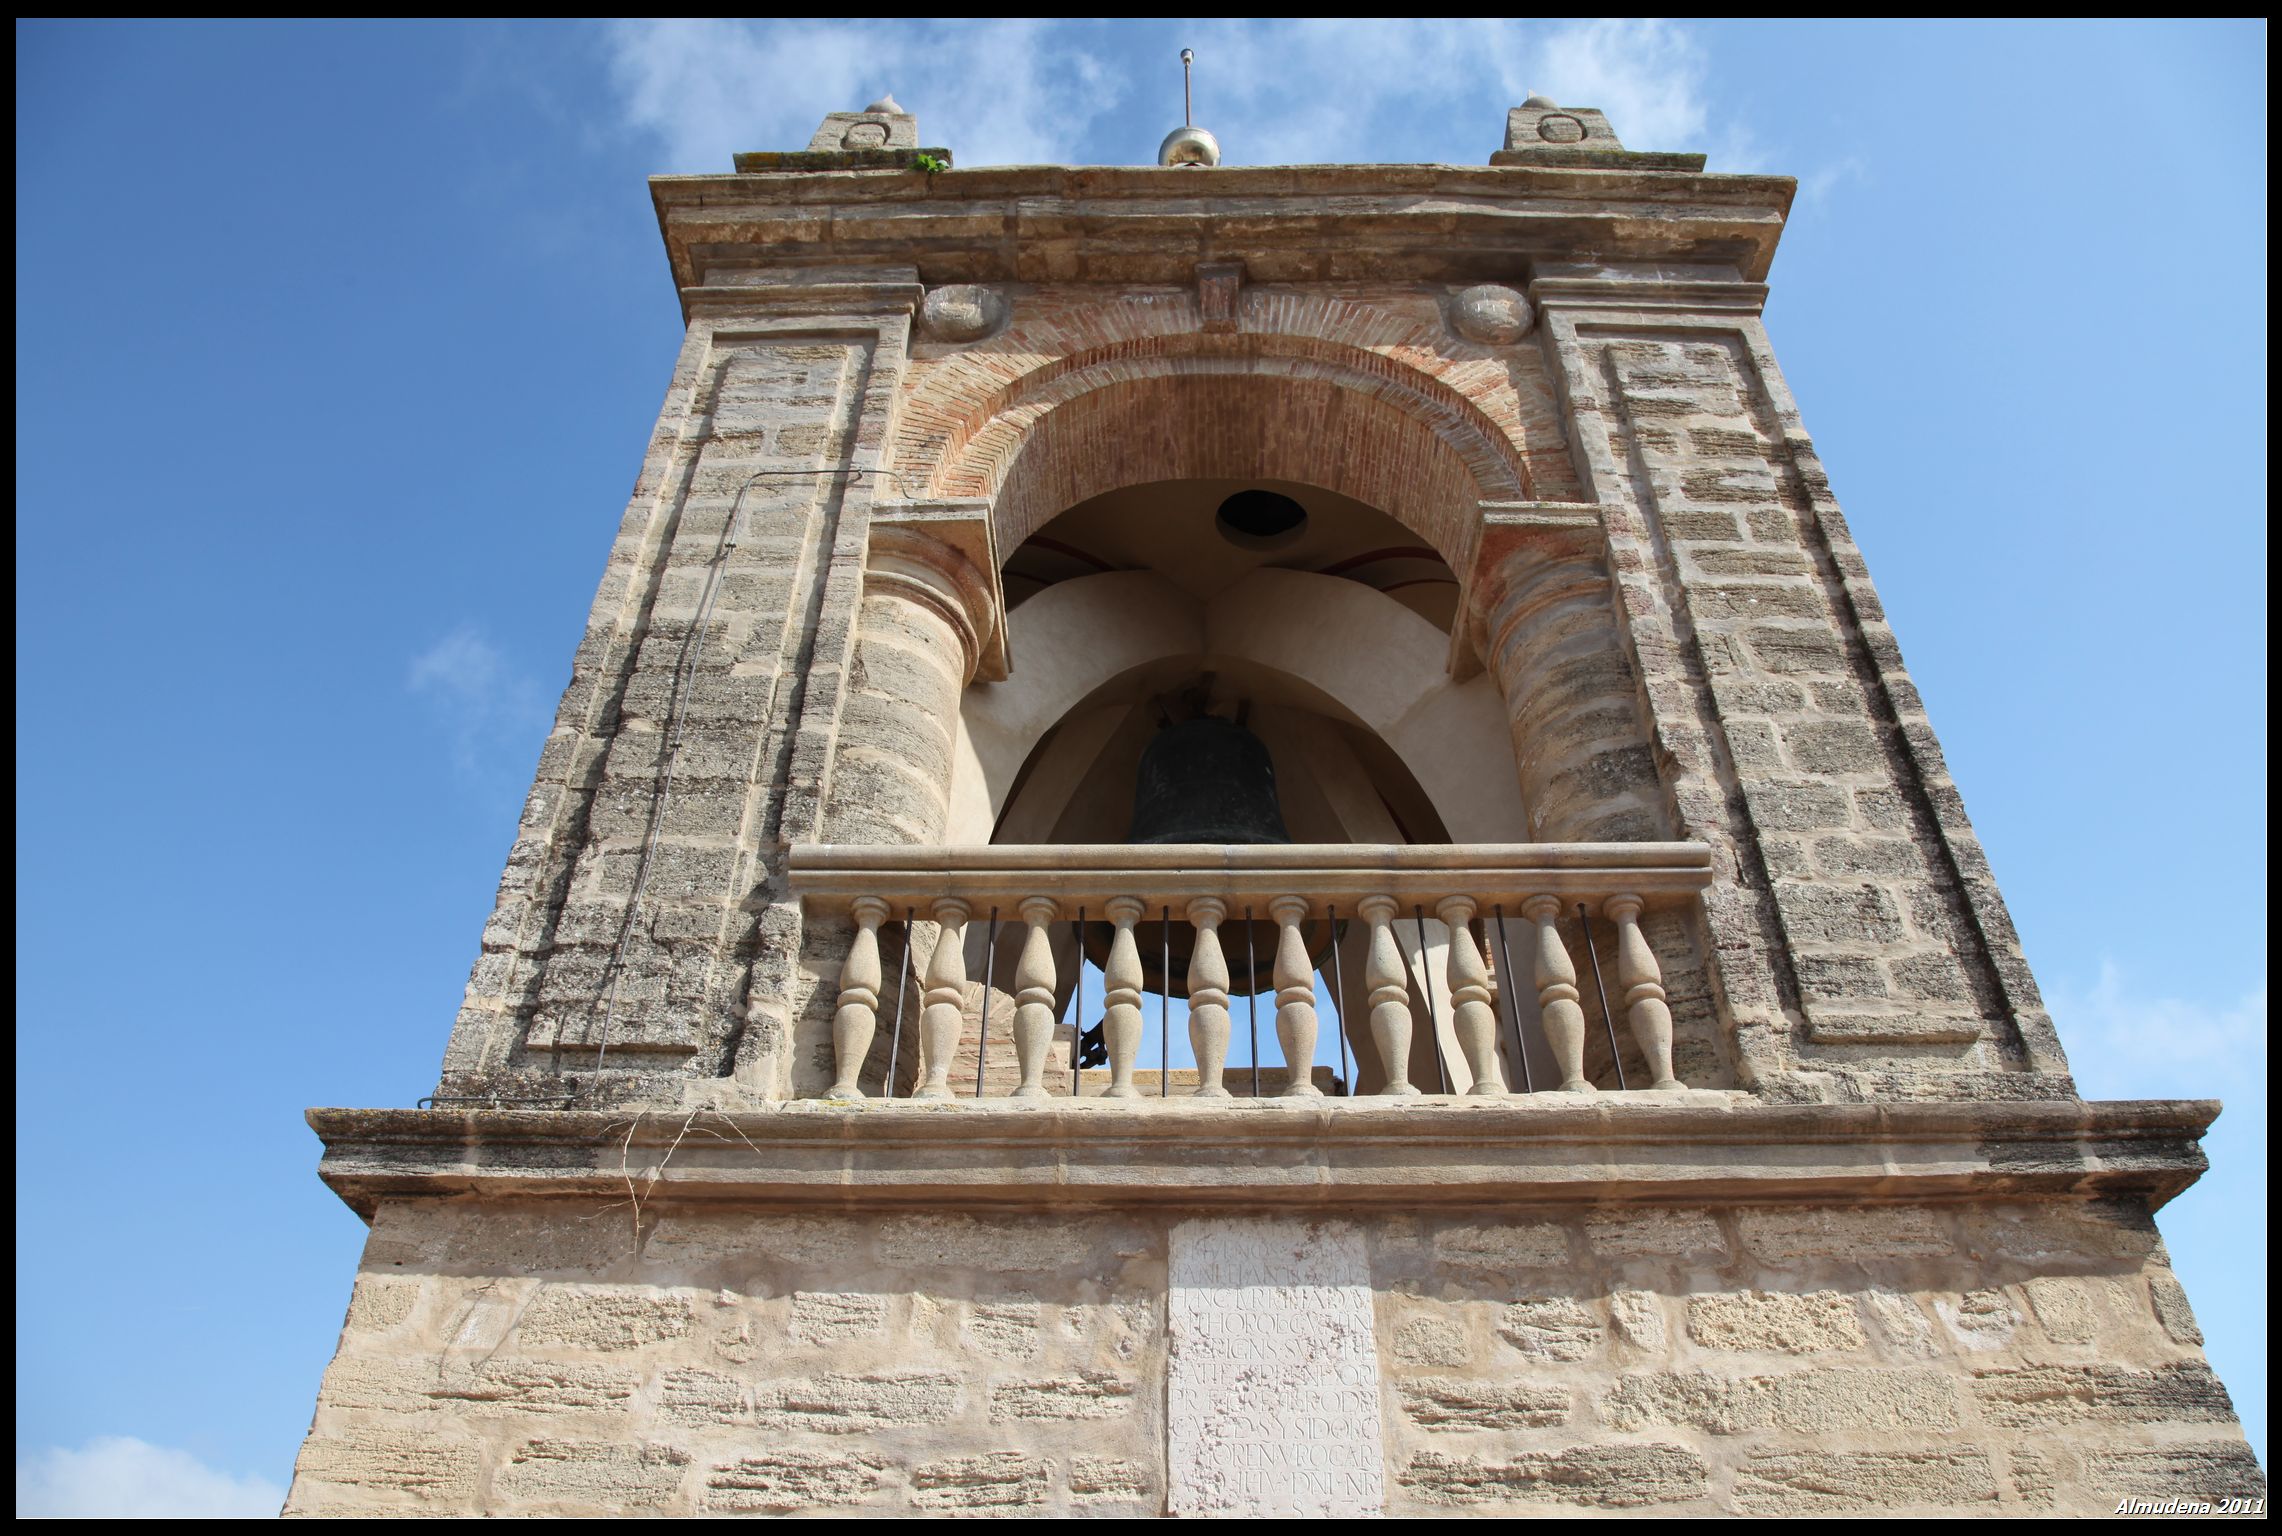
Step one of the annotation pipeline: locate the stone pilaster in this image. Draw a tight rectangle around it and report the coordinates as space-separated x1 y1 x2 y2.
435 271 922 1105
1529 262 2066 1096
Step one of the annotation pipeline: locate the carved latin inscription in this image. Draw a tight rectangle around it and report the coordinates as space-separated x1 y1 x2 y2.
1167 1217 1387 1517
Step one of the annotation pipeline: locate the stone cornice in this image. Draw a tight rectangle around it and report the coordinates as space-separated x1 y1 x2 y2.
650 163 1797 296
1529 265 1771 315
306 1096 2217 1221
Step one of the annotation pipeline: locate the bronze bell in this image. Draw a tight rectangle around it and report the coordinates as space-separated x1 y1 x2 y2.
1080 711 1327 1010
1127 716 1293 846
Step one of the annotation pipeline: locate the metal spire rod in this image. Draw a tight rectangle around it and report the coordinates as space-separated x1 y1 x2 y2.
1181 48 1194 127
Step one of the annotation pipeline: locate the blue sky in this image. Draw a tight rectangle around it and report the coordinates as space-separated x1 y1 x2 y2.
14 19 2266 1514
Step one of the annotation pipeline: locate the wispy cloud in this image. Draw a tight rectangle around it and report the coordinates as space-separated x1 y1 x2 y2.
15 1437 284 1519
409 624 549 783
597 19 1745 173
602 19 1126 172
1499 19 1714 154
1798 152 1870 209
2045 959 2266 1109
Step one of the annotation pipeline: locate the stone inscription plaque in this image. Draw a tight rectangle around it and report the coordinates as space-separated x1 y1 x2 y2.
1166 1216 1387 1517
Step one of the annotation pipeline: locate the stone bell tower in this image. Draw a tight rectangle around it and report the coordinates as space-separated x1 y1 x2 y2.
285 92 2263 1518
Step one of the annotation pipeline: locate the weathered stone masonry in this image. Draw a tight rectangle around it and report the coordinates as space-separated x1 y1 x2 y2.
288 1121 2256 1518
296 97 2261 1517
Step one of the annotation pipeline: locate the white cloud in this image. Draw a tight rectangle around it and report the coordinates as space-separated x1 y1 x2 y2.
15 1437 284 1519
602 19 1126 173
596 19 1743 172
409 624 549 781
2045 959 2266 1108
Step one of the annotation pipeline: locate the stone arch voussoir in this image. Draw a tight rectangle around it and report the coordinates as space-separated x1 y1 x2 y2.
892 292 1546 569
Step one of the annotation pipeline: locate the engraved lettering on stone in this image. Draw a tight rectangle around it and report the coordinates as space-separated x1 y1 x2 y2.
1167 1217 1387 1518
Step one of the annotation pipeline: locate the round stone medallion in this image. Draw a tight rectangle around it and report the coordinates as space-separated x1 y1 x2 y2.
1536 113 1588 144
919 284 1009 344
841 120 889 149
1449 284 1535 346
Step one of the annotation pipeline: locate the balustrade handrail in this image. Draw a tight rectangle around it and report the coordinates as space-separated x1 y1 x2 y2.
786 840 1715 907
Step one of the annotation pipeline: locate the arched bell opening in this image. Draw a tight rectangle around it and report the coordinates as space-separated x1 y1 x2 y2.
912 474 1529 1098
947 476 1525 851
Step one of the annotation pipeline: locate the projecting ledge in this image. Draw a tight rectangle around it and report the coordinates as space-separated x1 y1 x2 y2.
307 1096 2218 1222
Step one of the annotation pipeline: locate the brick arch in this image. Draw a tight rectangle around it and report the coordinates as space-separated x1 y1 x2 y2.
992 367 1504 567
892 292 1548 567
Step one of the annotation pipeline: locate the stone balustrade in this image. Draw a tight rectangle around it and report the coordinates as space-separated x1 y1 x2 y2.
787 842 1714 1102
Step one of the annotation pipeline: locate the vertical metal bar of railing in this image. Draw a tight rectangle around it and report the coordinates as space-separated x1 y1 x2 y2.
1070 905 1086 1098
1327 907 1354 1096
885 906 915 1099
1411 904 1453 1094
1490 903 1532 1093
1159 906 1172 1097
1577 902 1626 1091
1245 905 1260 1098
975 906 999 1099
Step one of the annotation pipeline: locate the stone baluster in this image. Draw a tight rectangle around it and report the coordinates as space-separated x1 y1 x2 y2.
826 896 889 1099
1359 895 1418 1096
1185 898 1232 1098
1100 896 1146 1098
1605 894 1685 1090
913 897 971 1101
1436 895 1505 1096
1521 895 1593 1091
1270 896 1322 1097
1010 896 1060 1099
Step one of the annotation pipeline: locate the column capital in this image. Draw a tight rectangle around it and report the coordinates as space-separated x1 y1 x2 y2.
865 499 1009 682
1448 500 1608 680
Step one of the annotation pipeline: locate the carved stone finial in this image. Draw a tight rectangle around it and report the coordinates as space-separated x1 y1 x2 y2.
1498 101 1627 157
809 101 919 154
737 101 949 173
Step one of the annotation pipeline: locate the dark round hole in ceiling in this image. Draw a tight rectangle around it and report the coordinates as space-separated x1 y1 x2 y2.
1215 489 1309 549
